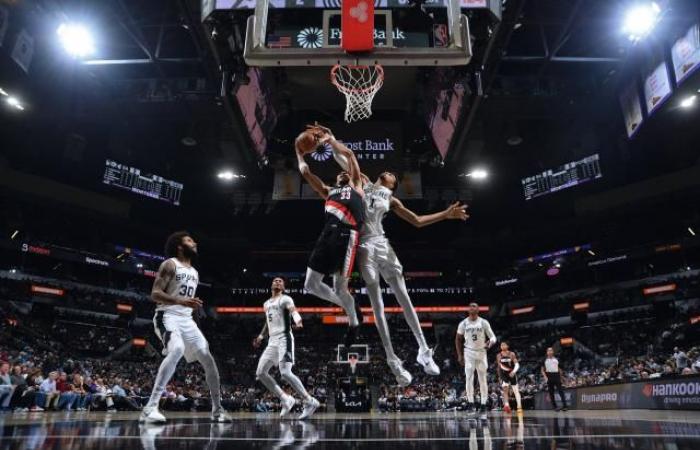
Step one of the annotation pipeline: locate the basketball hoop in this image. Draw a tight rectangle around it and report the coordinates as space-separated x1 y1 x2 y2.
331 64 384 123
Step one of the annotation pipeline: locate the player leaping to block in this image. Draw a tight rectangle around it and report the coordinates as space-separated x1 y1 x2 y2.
253 277 320 420
295 129 365 347
309 123 468 386
456 302 496 420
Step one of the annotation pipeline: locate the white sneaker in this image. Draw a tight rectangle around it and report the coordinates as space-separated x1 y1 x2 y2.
280 395 296 418
388 358 413 387
299 397 320 420
417 348 441 376
139 408 166 423
210 410 233 422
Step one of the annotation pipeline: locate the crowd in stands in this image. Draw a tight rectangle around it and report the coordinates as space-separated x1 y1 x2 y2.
2 267 700 414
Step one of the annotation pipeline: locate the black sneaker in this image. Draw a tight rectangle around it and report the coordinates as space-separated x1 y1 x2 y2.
561 406 568 412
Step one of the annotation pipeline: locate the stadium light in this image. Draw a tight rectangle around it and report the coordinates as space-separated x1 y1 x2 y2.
6 96 24 110
10 230 19 240
0 87 7 96
217 170 246 181
588 250 596 256
690 227 696 236
57 23 95 58
680 95 697 109
461 169 489 180
622 2 661 41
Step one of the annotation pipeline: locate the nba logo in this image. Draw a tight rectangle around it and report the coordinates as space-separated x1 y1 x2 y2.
342 0 374 52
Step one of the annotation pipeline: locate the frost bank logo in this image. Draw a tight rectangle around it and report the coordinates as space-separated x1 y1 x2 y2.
311 143 333 162
297 27 323 49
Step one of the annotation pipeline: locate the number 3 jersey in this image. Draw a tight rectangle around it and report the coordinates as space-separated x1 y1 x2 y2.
457 317 496 354
156 257 199 318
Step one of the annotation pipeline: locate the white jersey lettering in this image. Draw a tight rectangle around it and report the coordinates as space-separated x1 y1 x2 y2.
264 295 295 337
156 258 198 317
457 317 496 353
360 183 392 242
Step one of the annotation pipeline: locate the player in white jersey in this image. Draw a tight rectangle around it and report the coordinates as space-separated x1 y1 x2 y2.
310 123 469 386
140 231 230 424
253 277 320 419
456 302 496 420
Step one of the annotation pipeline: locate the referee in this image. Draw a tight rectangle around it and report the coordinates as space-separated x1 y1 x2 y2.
541 347 568 411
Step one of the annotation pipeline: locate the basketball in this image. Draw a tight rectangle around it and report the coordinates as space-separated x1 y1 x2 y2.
296 130 319 154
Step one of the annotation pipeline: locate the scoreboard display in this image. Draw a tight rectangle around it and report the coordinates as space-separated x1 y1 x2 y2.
103 160 183 206
521 154 602 201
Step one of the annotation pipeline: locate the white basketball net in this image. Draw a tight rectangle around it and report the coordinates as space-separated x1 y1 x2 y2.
331 64 384 123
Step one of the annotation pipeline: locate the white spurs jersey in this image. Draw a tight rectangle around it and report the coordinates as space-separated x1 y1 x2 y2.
156 258 199 317
360 182 393 243
457 317 496 353
264 295 295 337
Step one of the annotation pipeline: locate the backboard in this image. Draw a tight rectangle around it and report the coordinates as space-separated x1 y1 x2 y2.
242 0 472 67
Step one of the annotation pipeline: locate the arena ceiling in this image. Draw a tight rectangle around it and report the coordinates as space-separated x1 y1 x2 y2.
0 0 699 270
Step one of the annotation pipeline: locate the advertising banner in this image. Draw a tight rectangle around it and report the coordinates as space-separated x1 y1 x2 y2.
619 82 643 138
671 23 700 84
534 375 700 410
643 61 672 115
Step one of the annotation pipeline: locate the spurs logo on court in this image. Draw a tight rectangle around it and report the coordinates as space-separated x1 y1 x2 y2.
311 143 333 162
297 27 324 49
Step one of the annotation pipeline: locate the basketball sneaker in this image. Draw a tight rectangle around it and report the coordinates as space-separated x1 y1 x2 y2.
416 348 440 375
503 404 512 414
478 404 488 421
139 407 166 424
210 408 233 422
280 395 296 418
299 397 320 420
516 408 524 415
387 358 413 387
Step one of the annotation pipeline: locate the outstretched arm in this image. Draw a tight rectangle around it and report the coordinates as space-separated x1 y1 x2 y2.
390 198 468 228
296 146 330 199
308 123 367 189
326 138 364 191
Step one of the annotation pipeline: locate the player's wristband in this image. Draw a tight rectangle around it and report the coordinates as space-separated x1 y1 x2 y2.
257 334 265 341
298 160 309 173
292 311 302 326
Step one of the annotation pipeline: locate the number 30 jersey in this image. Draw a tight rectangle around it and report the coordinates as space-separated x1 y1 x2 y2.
457 317 496 354
156 257 199 317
